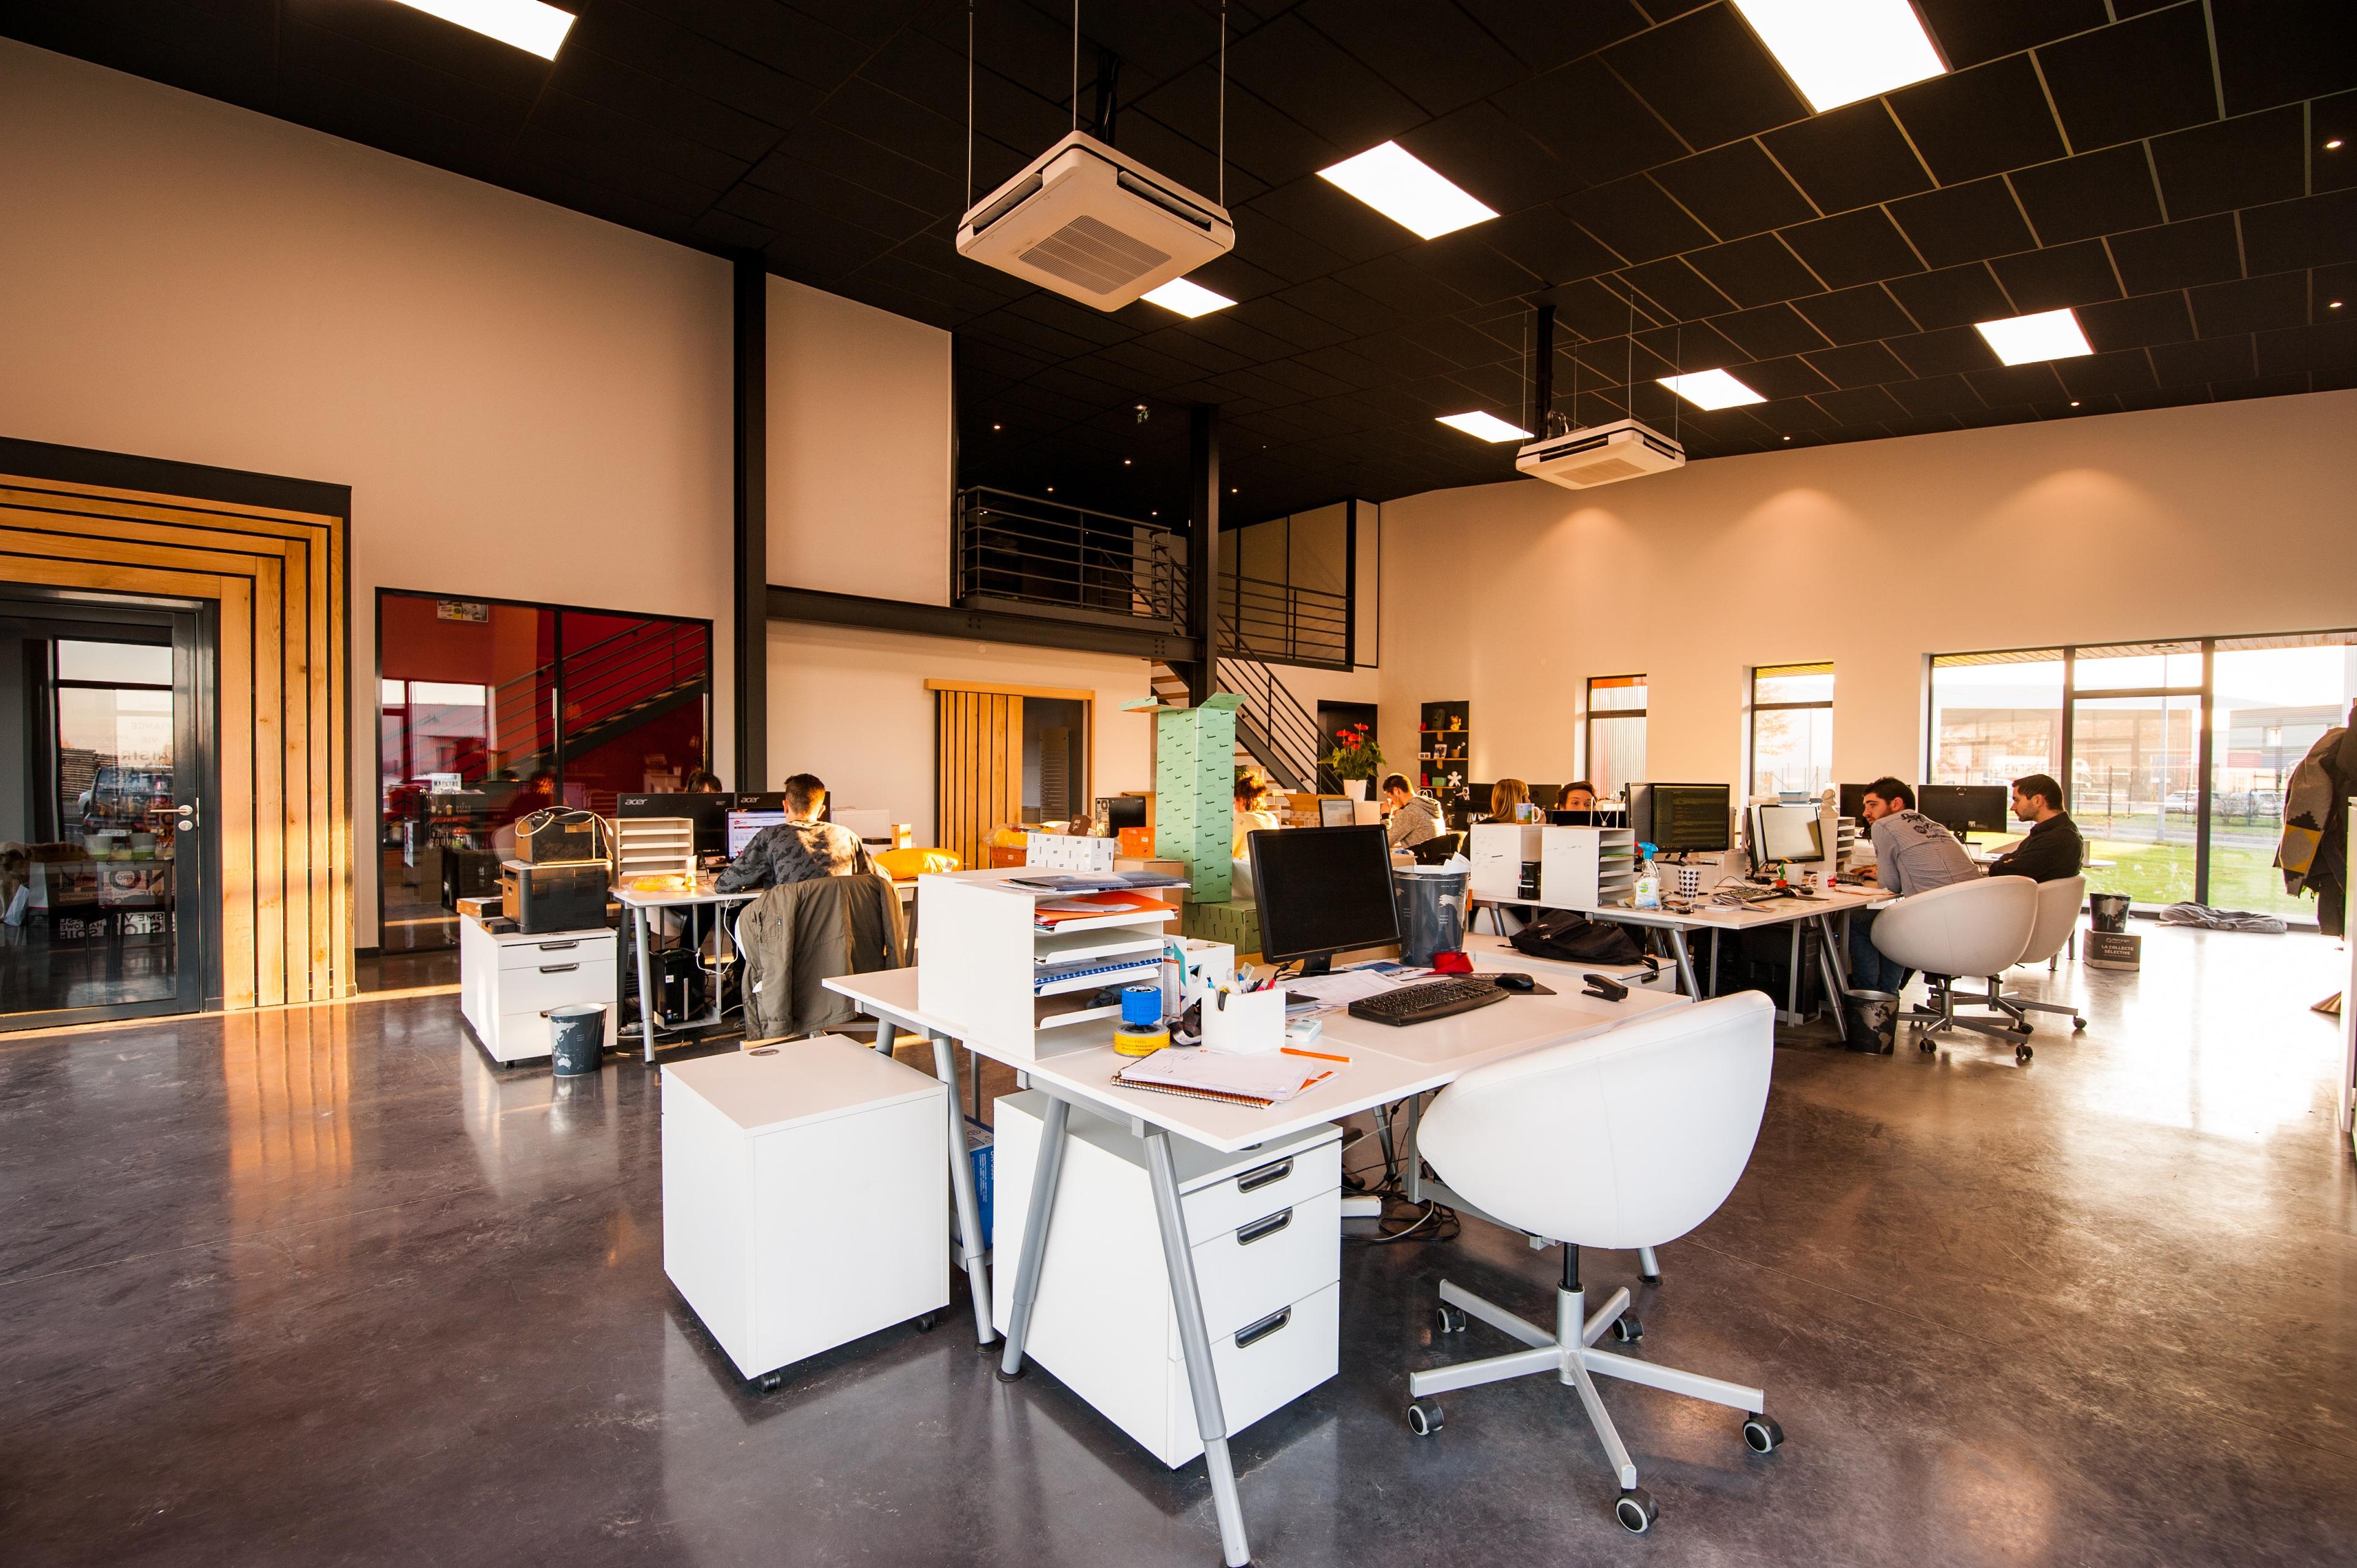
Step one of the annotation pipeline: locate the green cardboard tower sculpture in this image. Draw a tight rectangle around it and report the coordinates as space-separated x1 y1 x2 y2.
1123 692 1242 906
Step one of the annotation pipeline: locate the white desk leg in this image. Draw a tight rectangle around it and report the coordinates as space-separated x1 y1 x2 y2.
929 1029 996 1346
1667 928 1700 998
1143 1126 1254 1568
1637 1245 1661 1285
634 904 660 1064
997 1095 1069 1380
1814 914 1851 1043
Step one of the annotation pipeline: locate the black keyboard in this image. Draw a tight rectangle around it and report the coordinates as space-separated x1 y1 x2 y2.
1347 976 1511 1027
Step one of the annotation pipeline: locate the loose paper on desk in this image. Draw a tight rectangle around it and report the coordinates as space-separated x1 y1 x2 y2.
1112 1047 1337 1107
1283 969 1406 1006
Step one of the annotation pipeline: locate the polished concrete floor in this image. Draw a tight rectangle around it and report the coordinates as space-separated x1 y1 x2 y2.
4 926 2353 1566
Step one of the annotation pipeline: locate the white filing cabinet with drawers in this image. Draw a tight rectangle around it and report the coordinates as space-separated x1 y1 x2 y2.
458 913 620 1065
992 1090 1341 1467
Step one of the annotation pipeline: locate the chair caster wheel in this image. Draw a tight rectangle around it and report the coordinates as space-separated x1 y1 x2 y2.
1434 1303 1466 1335
2016 1043 2033 1063
1919 1037 1937 1052
1742 1413 1785 1453
2013 1021 2034 1036
1611 1313 1643 1343
1406 1400 1443 1436
1614 1488 1659 1534
756 1371 784 1392
913 1311 939 1333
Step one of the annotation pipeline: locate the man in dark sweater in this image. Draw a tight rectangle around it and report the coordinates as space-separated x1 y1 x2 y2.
1986 773 2085 884
715 773 869 892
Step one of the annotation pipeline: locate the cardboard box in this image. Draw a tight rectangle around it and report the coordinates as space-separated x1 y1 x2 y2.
1118 825 1155 857
1183 898 1261 957
2083 929 2142 970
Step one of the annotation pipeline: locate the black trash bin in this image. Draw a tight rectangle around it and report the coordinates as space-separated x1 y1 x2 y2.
548 1003 606 1075
2088 893 2131 934
1391 866 1468 966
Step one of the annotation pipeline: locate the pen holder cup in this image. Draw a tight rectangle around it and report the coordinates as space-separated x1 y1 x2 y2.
1164 938 1236 1017
1202 986 1288 1055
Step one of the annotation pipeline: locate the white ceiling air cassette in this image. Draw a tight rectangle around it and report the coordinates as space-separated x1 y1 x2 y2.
1515 418 1687 490
956 131 1234 311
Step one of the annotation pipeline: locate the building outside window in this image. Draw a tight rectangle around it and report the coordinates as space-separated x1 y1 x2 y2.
1750 662 1832 798
1584 674 1646 800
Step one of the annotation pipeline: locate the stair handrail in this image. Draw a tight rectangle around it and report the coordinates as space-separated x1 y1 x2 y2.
1212 609 1341 794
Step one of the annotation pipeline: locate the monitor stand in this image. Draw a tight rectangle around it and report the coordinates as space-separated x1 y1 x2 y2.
1296 954 1336 977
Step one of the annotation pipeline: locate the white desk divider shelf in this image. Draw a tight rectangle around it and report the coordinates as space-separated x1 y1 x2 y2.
1541 824 1638 908
917 870 1179 1060
614 816 696 882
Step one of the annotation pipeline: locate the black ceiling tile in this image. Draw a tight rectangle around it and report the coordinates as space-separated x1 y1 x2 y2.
1803 341 1913 387
1244 179 1405 269
1255 357 1363 403
1779 208 1924 290
298 0 555 94
559 46 800 164
1710 303 1831 360
1885 325 2003 376
2191 272 2312 337
268 65 516 185
2212 369 2322 403
1621 257 1740 321
1136 66 1343 190
2054 348 2161 397
1401 314 1522 369
2318 261 2357 315
2240 189 2357 274
1295 342 1395 386
1091 338 1216 388
1990 241 2123 312
2318 92 2357 193
2256 319 2357 376
2149 333 2256 385
1562 176 1716 265
1276 277 1403 336
1631 320 1751 375
1649 140 1818 242
2078 290 2195 351
2107 214 2245 293
1792 283 1918 344
1482 205 1627 284
1886 374 1987 418
1684 233 1824 307
1226 296 1355 353
1494 58 1687 185
1224 14 1429 153
1447 361 1530 407
1395 102 1577 215
1727 356 1835 400
1887 55 2067 186
1911 0 2112 70
1889 179 2038 268
1337 253 1477 320
1747 397 1829 436
689 207 777 253
2005 145 2163 247
1181 252 1292 309
515 150 711 233
741 153 935 240
1760 99 1933 215
1886 264 2013 331
1572 333 1677 384
1406 230 1546 307
277 18 536 133
2151 107 2309 221
2035 3 2218 150
814 77 970 180
1811 384 1911 425
1964 361 2070 404
1110 112 1272 209
772 117 963 218
1196 312 1327 366
1601 4 1808 149
1302 0 1527 118
1455 0 1648 72
2210 0 2357 116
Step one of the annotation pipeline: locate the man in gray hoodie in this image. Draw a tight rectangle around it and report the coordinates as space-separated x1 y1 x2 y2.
1380 773 1443 851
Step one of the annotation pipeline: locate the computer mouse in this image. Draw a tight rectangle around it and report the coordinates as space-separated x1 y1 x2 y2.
1490 972 1536 992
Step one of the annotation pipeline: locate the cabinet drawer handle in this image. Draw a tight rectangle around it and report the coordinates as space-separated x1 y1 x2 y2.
1236 1210 1292 1246
1234 1307 1291 1350
1236 1157 1292 1194
539 963 580 973
536 941 580 951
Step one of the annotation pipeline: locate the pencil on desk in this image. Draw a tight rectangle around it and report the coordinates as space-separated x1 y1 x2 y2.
1280 1046 1350 1062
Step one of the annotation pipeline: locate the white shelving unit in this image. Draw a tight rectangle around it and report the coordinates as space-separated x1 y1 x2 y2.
1467 822 1542 902
916 870 1178 1060
1539 824 1638 908
614 816 695 883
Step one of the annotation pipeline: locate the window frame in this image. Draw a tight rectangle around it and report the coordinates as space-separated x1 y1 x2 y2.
1582 672 1647 797
1748 660 1834 798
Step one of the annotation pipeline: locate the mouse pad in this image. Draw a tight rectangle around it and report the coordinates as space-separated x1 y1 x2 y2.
1490 978 1557 995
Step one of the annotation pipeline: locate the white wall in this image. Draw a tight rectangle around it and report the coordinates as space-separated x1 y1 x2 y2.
767 276 954 607
766 623 1152 846
1376 391 2357 795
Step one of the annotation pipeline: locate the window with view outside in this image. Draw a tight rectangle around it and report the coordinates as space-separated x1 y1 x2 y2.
2072 642 2205 910
2207 635 2357 918
1584 674 1645 799
1750 663 1832 798
1929 651 2063 857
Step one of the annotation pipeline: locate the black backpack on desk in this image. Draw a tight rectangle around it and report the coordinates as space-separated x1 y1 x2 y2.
1507 909 1645 966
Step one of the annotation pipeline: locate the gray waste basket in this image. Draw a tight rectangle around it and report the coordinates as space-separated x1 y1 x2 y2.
548 1003 606 1075
1391 867 1468 966
2088 893 2131 934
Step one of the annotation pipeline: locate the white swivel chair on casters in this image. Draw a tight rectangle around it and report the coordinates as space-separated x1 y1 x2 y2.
1981 875 2088 1036
1403 992 1784 1535
1868 876 2040 1060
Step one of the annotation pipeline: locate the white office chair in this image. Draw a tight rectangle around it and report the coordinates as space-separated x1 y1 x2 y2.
1868 876 2039 1060
1983 875 2088 1034
1404 992 1782 1535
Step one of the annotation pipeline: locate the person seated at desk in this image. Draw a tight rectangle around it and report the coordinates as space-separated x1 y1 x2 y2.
1484 777 1530 823
1381 772 1443 851
1848 777 1981 1038
1233 768 1282 855
1986 773 2084 882
681 768 722 792
714 773 869 892
1557 780 1598 812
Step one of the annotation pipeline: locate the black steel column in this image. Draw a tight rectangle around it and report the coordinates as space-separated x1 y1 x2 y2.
732 254 768 790
1531 301 1555 434
1184 404 1220 705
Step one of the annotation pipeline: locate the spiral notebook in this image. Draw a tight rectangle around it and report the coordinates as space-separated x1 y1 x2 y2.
1112 1048 1337 1108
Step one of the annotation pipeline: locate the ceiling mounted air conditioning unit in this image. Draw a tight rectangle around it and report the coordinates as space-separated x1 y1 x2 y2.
956 131 1234 311
1515 418 1687 490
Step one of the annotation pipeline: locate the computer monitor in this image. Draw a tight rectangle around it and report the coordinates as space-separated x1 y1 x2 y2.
1751 803 1825 866
1838 782 1872 822
1918 784 2009 837
726 809 785 857
1630 782 1733 854
1317 797 1356 827
1248 825 1400 976
619 790 732 856
1097 794 1148 832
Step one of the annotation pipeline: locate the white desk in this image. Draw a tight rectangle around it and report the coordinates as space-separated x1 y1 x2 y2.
822 962 1683 1567
613 881 759 1063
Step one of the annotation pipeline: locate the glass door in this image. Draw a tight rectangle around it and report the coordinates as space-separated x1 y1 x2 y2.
2206 634 2357 917
2069 642 2205 910
1 592 210 1029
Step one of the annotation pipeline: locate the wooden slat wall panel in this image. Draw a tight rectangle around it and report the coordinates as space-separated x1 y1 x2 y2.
0 475 348 1009
933 688 1027 871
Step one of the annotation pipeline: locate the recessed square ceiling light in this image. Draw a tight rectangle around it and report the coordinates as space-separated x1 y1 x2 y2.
1730 0 1946 114
387 0 575 59
1973 307 2094 366
1657 369 1767 410
1141 277 1236 318
1318 143 1498 240
1437 411 1533 442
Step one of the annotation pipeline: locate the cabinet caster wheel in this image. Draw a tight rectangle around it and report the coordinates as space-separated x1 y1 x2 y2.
1742 1414 1784 1453
1611 1313 1643 1343
1639 1273 1661 1286
913 1311 939 1333
756 1371 784 1392
2015 1043 2033 1063
1406 1400 1443 1437
2071 1017 2086 1032
1614 1488 1658 1534
1433 1304 1466 1335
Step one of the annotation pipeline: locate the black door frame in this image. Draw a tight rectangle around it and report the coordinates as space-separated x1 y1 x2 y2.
0 584 220 1031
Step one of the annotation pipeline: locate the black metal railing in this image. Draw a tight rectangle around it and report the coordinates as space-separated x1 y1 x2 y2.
1219 570 1350 669
1214 610 1339 794
486 617 708 778
955 487 1187 628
